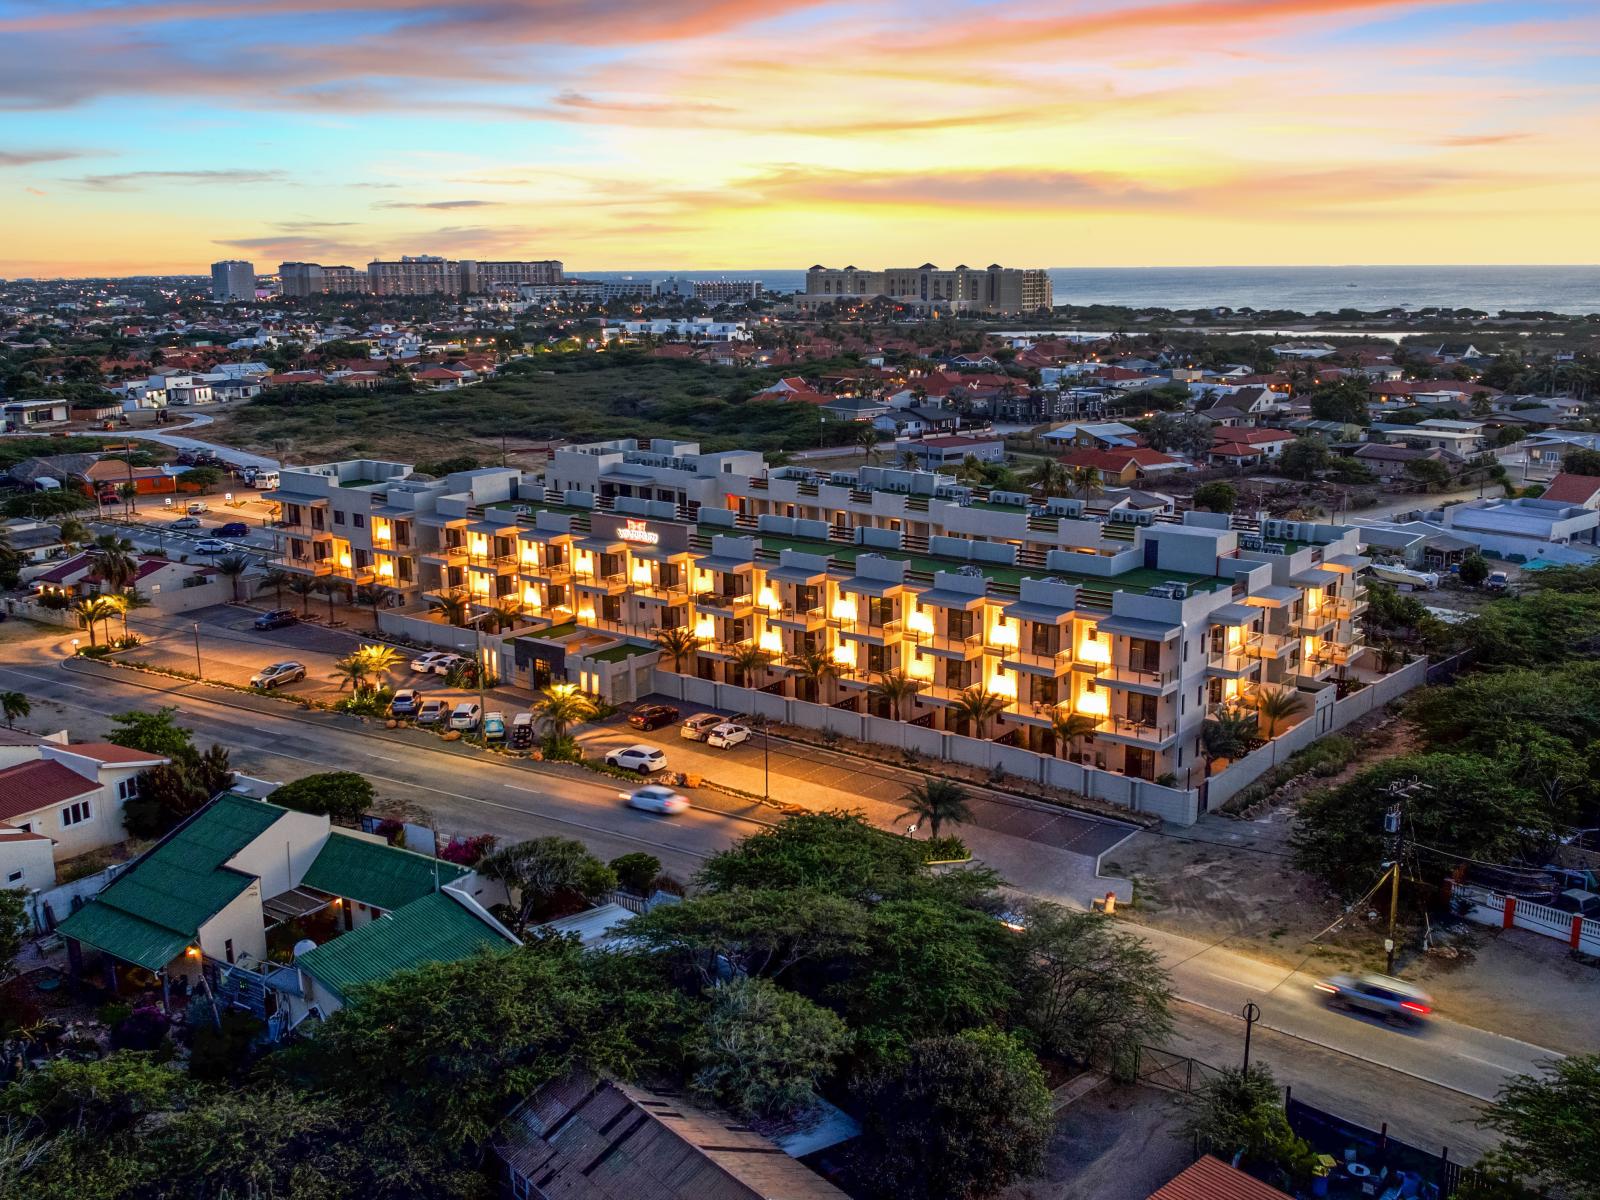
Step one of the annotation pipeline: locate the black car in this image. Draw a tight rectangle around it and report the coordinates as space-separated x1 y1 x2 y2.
628 704 680 731
253 609 298 631
215 522 249 538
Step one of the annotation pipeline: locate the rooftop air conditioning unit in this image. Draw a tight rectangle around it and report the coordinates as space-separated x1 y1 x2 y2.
957 565 987 578
509 504 531 515
1162 581 1189 599
1145 584 1174 599
1265 541 1289 554
1239 534 1264 551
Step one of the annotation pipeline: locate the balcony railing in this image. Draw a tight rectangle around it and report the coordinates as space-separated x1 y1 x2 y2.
696 592 753 612
1205 648 1259 674
468 552 518 570
769 604 826 625
423 545 467 564
1101 662 1179 687
926 633 985 655
1101 715 1177 742
845 619 903 640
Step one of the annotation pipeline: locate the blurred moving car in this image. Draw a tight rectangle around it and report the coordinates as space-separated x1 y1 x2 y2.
1315 973 1433 1025
622 784 689 815
628 704 680 731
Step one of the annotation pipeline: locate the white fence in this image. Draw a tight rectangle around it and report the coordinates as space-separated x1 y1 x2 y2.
1202 657 1430 811
654 670 1199 824
1452 883 1600 956
27 863 129 933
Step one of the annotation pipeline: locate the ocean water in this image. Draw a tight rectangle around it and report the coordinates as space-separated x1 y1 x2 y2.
582 265 1600 316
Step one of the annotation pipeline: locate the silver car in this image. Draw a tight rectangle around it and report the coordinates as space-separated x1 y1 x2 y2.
1316 973 1433 1025
249 661 305 689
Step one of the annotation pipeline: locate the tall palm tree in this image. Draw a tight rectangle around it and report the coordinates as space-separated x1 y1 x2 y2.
70 595 117 646
1067 466 1104 500
949 685 1008 741
899 777 973 839
353 583 398 634
57 517 90 549
113 588 150 639
1025 459 1068 497
531 683 596 744
213 553 252 603
1256 686 1309 738
956 454 989 485
897 449 920 471
286 574 319 616
0 691 30 729
329 653 371 694
356 643 404 683
729 643 774 690
429 591 470 627
318 577 347 622
786 646 840 704
855 424 882 464
259 567 291 611
89 534 138 591
1050 709 1101 761
653 625 701 673
868 667 924 720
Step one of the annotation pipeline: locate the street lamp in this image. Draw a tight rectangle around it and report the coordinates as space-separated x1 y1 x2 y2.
192 622 203 678
71 637 80 655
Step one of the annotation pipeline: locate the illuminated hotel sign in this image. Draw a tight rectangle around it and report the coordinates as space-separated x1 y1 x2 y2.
618 519 660 546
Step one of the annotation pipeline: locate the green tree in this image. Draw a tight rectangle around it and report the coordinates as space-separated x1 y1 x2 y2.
1477 1054 1600 1200
106 707 194 759
176 466 223 493
530 683 596 754
479 836 615 933
855 423 882 463
1458 552 1490 587
698 810 928 901
211 552 251 602
1016 905 1171 1077
0 690 30 730
608 852 661 897
1256 685 1308 738
1144 411 1213 458
87 534 138 590
1192 480 1237 512
1180 1063 1314 1181
0 888 27 982
70 595 117 647
122 744 234 838
353 583 398 635
1562 448 1600 477
899 777 974 838
729 641 774 690
691 977 850 1118
948 685 1008 740
1201 704 1257 771
868 667 924 720
1050 709 1100 760
1467 590 1600 665
268 772 374 825
1279 436 1330 480
428 590 470 627
1405 456 1454 491
786 646 841 704
853 1028 1053 1200
286 573 319 616
653 624 701 671
1308 377 1371 425
0 1052 189 1140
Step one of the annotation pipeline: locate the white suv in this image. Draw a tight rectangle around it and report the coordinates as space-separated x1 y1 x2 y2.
605 745 668 773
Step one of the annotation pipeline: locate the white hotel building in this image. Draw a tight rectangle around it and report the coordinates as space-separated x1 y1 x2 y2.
270 440 1388 820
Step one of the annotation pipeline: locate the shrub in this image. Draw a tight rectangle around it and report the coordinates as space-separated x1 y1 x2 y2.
440 834 497 867
609 852 662 896
111 1006 171 1052
920 835 971 864
268 771 375 825
187 1010 264 1083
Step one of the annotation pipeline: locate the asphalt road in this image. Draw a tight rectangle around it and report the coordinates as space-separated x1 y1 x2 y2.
0 629 1561 1117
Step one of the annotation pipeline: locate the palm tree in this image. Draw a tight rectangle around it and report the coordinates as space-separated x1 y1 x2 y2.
956 454 989 485
1200 705 1257 772
113 588 150 639
213 553 252 603
1067 466 1104 500
786 647 840 704
948 685 1008 741
318 577 346 622
356 643 404 683
89 534 137 590
1050 709 1101 761
868 667 924 720
855 424 882 464
354 583 398 634
0 691 30 729
1025 459 1068 497
491 595 522 633
330 653 371 694
899 777 973 839
531 682 596 744
730 643 774 690
896 449 920 471
429 591 470 627
70 595 117 646
286 574 319 616
653 625 701 673
57 517 90 549
258 566 291 610
1256 685 1309 738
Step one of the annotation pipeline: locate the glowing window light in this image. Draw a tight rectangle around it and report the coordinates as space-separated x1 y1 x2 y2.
988 671 1016 698
759 629 782 654
758 586 780 611
523 586 539 606
1077 632 1110 665
832 643 856 666
908 655 934 681
694 616 715 640
578 605 597 622
831 598 856 622
907 610 934 636
989 620 1018 648
631 562 653 585
1075 689 1109 717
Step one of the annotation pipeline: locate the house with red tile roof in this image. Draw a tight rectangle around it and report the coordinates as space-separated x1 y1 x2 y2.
1059 446 1188 485
1146 1156 1290 1200
30 551 221 610
1539 472 1600 509
1209 427 1297 466
0 738 168 893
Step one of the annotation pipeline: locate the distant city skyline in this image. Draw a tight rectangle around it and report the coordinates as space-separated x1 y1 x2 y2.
1 0 1597 277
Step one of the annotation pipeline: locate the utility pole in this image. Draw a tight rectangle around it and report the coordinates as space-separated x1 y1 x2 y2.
1381 786 1408 974
192 622 204 678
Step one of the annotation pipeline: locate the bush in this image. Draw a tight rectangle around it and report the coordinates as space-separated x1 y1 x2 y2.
187 1010 264 1083
609 852 662 896
268 771 374 825
332 685 394 717
919 835 971 863
110 1006 171 1052
440 834 497 867
1192 481 1237 513
690 977 849 1118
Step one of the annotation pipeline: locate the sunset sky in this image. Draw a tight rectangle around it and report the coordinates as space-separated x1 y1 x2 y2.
1 0 1597 277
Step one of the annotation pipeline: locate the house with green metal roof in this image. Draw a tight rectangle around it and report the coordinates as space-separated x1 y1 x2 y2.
56 791 514 1021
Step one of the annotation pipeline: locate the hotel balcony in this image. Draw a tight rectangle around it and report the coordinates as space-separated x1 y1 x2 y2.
280 554 333 576
1001 647 1075 675
574 570 630 595
1099 662 1182 693
1293 609 1336 636
1097 715 1180 748
840 620 903 645
467 552 519 576
1205 646 1263 679
421 545 467 567
694 591 754 617
1249 631 1296 658
766 604 827 631
631 581 691 604
919 632 986 659
518 559 573 583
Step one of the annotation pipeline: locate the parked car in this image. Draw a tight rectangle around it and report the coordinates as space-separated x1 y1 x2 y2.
388 688 421 717
249 661 305 689
1315 973 1433 1025
193 538 232 554
171 516 202 530
622 784 689 815
1552 889 1600 918
483 711 506 742
415 698 448 726
98 491 120 506
185 501 209 515
409 650 452 673
428 654 467 676
510 711 535 749
628 703 680 731
448 702 482 731
679 712 723 741
705 722 752 749
214 521 249 538
252 609 298 631
1484 570 1509 592
605 745 667 773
